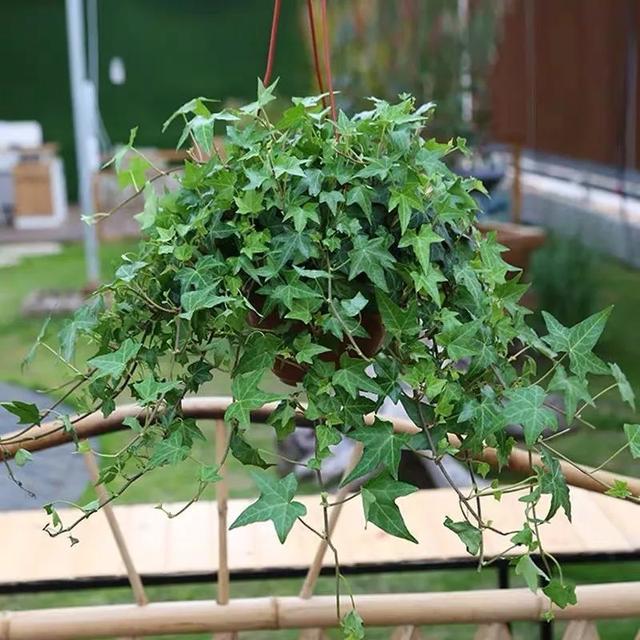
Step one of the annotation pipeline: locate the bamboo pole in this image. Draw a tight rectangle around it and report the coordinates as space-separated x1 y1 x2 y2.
561 621 599 640
299 442 364 599
2 583 639 639
298 442 364 640
83 450 148 606
3 397 639 497
213 419 235 640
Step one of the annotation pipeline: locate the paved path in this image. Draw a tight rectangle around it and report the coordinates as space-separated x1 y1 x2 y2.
0 382 93 511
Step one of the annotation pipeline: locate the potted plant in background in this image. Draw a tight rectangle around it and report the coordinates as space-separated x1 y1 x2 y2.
1 83 638 635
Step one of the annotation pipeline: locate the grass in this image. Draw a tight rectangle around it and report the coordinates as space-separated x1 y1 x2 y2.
0 240 638 639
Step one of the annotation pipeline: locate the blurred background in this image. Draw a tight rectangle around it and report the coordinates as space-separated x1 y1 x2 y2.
1 1 639 638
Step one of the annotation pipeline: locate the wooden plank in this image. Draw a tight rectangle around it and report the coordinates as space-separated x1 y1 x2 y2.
562 620 599 640
474 623 512 640
1 487 638 587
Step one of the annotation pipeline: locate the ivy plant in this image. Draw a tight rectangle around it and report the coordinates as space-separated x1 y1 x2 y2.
2 81 638 632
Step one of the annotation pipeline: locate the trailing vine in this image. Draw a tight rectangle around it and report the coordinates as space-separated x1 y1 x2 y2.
1 83 638 635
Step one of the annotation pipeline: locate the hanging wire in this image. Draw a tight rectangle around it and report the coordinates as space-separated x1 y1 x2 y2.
263 0 282 85
306 0 327 105
320 0 337 122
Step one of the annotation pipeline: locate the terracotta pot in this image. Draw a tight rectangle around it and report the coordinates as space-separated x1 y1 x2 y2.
273 312 385 386
246 295 385 386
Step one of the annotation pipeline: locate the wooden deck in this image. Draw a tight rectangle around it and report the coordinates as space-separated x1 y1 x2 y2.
1 486 639 589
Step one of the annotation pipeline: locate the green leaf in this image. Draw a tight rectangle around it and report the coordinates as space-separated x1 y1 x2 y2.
115 260 147 283
0 401 41 426
543 578 577 609
361 473 418 542
230 472 306 543
199 464 222 484
538 449 571 520
229 429 273 469
236 333 281 375
225 369 284 429
333 356 384 399
623 423 640 458
133 378 178 404
88 339 142 381
319 190 345 215
180 286 233 320
14 448 33 467
503 385 557 446
346 185 372 219
348 235 396 292
440 320 484 360
388 186 422 235
375 291 419 337
340 293 368 318
267 401 297 440
548 366 593 424
293 334 330 365
340 610 365 640
399 225 444 275
134 182 158 231
610 363 635 410
341 418 409 485
149 432 190 468
22 316 51 370
311 423 342 468
273 154 306 178
443 517 482 555
605 479 632 499
515 555 546 592
542 308 612 377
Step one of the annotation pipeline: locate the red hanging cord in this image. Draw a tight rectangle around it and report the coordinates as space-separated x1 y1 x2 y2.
263 0 282 86
320 0 338 122
306 0 327 104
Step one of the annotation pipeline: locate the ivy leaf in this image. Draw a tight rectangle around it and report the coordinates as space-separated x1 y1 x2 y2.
548 366 593 424
268 401 297 440
605 479 632 499
515 555 546 592
229 429 273 469
361 473 418 542
15 448 33 467
293 333 330 365
543 578 577 609
333 356 384 399
340 610 365 640
348 235 396 292
235 333 281 375
149 432 190 468
444 517 481 555
133 378 178 404
439 320 483 360
503 385 557 446
310 423 342 468
375 291 419 337
230 472 306 543
341 418 409 485
88 339 142 380
199 464 222 484
225 369 283 429
272 153 306 178
319 190 345 215
180 286 232 319
538 449 571 520
134 182 158 231
340 293 369 318
389 185 422 235
115 260 147 283
610 363 636 410
542 308 612 377
0 400 41 426
399 225 444 275
624 423 640 458
346 185 372 220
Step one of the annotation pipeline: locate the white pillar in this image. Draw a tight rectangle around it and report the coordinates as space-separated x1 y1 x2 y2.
65 0 100 284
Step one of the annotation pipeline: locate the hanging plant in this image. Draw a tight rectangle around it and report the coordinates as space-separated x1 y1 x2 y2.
2 83 638 635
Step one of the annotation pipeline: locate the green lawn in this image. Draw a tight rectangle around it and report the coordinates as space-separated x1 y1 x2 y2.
0 240 638 639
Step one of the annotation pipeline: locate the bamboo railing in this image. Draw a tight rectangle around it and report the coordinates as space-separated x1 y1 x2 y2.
0 583 638 639
3 396 639 497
